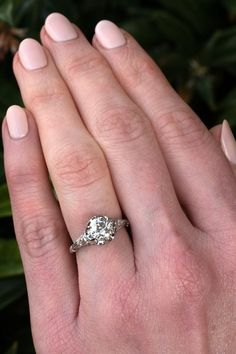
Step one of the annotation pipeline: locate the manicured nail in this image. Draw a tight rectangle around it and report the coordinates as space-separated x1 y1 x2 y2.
95 20 126 49
221 120 236 165
19 38 47 70
45 13 78 42
6 106 28 140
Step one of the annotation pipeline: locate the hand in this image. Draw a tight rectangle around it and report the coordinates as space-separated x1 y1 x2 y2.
2 13 236 353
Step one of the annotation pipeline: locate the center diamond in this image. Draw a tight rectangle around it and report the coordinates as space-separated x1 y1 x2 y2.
85 216 116 245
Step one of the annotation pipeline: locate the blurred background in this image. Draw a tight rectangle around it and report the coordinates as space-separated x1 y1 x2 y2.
1 0 236 352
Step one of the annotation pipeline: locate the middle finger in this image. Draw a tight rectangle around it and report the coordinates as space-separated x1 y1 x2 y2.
41 13 189 266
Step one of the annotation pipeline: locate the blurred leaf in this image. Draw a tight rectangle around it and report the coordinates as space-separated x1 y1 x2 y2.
195 76 217 110
218 87 236 126
158 0 214 34
0 0 33 26
201 26 236 66
0 239 23 278
224 0 236 16
155 51 190 86
4 342 18 354
0 276 25 310
0 184 11 218
151 10 196 55
13 0 36 25
0 0 14 25
122 17 163 47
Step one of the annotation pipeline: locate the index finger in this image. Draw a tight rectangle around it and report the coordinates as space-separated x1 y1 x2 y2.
93 21 236 233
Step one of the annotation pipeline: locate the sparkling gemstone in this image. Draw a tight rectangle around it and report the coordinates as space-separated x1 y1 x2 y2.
86 216 116 244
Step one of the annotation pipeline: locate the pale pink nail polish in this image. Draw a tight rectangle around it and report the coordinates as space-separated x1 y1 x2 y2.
45 13 78 42
19 38 47 70
221 120 236 165
6 106 28 140
95 20 126 49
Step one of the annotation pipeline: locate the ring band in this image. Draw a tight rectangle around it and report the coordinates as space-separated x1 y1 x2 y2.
70 215 129 253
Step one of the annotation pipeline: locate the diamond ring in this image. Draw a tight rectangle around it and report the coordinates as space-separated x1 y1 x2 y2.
70 215 129 253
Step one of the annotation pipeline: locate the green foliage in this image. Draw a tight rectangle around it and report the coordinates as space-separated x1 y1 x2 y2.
4 342 18 354
0 0 14 25
151 10 197 54
0 0 236 352
0 239 23 278
0 184 11 218
0 276 25 310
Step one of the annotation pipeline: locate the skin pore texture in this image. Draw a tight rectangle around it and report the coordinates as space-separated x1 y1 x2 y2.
2 12 236 354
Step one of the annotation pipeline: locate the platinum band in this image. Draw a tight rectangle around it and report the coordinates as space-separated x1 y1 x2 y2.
70 215 129 253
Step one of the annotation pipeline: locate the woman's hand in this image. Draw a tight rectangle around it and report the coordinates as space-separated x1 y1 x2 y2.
2 13 236 353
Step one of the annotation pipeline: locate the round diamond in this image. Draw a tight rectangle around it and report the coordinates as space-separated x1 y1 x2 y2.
86 216 116 244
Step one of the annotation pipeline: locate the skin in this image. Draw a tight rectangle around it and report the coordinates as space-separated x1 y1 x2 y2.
2 20 236 354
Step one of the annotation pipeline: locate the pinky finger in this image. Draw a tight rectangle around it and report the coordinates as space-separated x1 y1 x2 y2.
210 120 236 176
2 106 79 352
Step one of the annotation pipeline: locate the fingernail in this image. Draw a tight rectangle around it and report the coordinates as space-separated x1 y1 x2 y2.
6 106 28 140
95 20 126 49
45 13 78 42
19 38 47 70
221 120 236 165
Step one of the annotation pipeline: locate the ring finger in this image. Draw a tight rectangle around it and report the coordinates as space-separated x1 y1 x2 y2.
13 38 135 299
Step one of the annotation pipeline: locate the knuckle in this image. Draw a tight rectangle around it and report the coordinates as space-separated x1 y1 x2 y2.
157 109 210 151
99 275 146 335
67 53 107 79
7 166 40 193
160 237 211 306
151 209 212 306
119 48 157 89
95 106 147 145
20 213 63 259
29 83 65 108
51 145 107 191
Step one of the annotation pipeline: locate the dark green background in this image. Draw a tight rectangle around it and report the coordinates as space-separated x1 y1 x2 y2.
1 0 236 352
